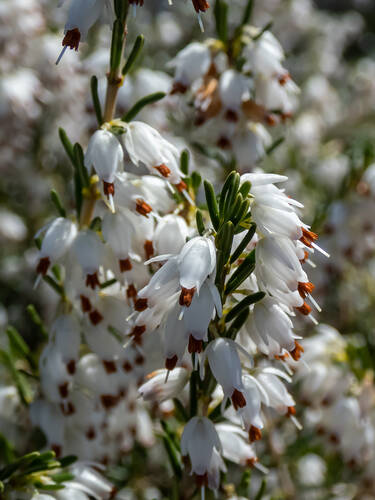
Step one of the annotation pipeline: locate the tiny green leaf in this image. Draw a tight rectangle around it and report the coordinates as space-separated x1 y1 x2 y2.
196 209 205 236
50 189 66 218
90 75 103 126
122 34 145 76
180 149 190 176
122 92 166 122
204 181 220 230
225 292 265 323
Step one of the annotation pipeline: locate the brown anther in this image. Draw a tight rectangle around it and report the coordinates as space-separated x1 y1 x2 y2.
281 112 293 121
89 309 103 325
131 325 146 339
287 406 296 416
295 301 312 316
300 227 318 248
290 340 304 361
249 426 262 443
217 136 232 149
188 334 203 354
192 0 210 12
144 240 154 260
36 257 50 275
231 389 247 410
195 473 208 487
274 352 289 360
110 488 118 500
127 284 137 299
60 402 75 416
154 164 171 178
175 180 187 192
66 360 76 375
134 298 148 312
179 287 196 307
58 382 69 399
135 354 145 366
265 113 278 126
103 181 115 197
278 72 290 86
224 109 238 122
123 360 133 372
135 198 152 217
86 427 96 440
80 295 92 312
86 272 100 289
103 360 117 374
170 81 188 95
329 433 339 444
101 394 119 409
300 250 309 263
51 444 62 458
246 457 258 468
62 28 81 51
129 0 144 4
119 258 132 272
165 355 178 371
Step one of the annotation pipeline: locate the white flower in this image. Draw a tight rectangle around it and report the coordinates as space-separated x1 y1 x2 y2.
85 129 124 209
57 0 113 63
181 416 222 477
255 74 299 114
154 214 190 256
219 70 249 121
122 122 186 190
216 423 258 467
52 315 81 369
237 374 265 442
163 304 189 370
202 338 247 410
36 217 77 275
102 210 137 272
245 296 301 358
242 30 285 77
73 230 104 289
232 124 272 170
139 367 189 403
256 367 295 415
169 42 211 92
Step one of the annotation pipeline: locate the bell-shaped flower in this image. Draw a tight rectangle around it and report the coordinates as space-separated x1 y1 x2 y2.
216 423 260 468
183 279 222 354
139 367 189 403
181 416 222 479
255 74 299 115
30 399 65 455
57 0 113 63
163 304 189 370
85 129 124 210
52 315 81 373
238 374 266 442
219 70 249 121
168 42 212 93
122 121 186 191
39 343 73 403
232 124 272 170
242 30 285 78
256 367 295 416
202 338 249 411
36 217 77 275
73 230 104 289
246 296 301 357
154 214 190 256
177 236 216 306
102 210 137 273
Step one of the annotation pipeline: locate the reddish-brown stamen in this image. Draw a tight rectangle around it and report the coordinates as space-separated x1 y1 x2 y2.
298 281 315 298
165 355 178 371
144 240 154 260
135 198 152 217
135 354 145 365
66 360 76 375
123 360 133 372
62 28 81 51
170 81 188 95
195 473 208 487
59 382 69 399
127 284 137 300
134 298 148 312
86 272 100 289
80 294 92 312
89 309 103 325
278 72 290 86
217 136 232 149
224 109 238 122
36 257 50 275
60 402 75 416
249 426 262 443
154 164 171 178
175 180 187 192
192 0 210 12
101 394 119 409
231 389 247 410
103 181 115 197
188 334 203 354
296 301 312 316
131 325 146 339
51 444 62 458
103 360 117 374
119 258 132 272
300 227 318 248
287 406 296 416
86 427 96 440
179 287 196 307
290 340 304 361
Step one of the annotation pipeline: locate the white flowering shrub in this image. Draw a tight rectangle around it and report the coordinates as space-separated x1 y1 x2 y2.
1 0 375 499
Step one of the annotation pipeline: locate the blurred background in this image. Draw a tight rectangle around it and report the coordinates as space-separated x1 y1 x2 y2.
1 0 375 497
